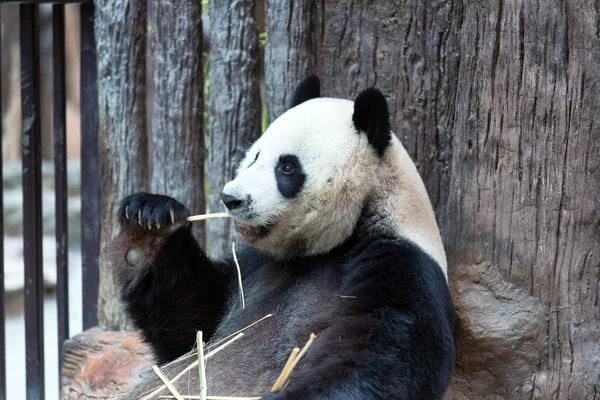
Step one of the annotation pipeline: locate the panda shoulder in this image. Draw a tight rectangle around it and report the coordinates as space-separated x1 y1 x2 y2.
347 237 452 309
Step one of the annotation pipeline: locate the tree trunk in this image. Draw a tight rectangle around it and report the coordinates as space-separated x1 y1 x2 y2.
446 1 600 398
149 0 205 246
265 1 600 398
95 0 148 331
207 0 261 259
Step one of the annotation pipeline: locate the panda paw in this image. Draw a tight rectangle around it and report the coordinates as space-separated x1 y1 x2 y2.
118 193 190 231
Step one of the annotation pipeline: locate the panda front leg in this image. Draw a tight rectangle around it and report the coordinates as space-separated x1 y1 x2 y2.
111 193 233 364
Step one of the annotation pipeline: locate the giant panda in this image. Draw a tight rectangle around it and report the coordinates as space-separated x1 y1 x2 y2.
112 75 455 400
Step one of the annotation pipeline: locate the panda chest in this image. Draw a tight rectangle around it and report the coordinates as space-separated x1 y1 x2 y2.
234 263 345 342
204 264 348 395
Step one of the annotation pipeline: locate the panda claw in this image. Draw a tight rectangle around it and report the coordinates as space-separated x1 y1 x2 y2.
156 219 161 229
148 220 152 230
125 205 130 220
138 210 143 226
170 208 175 224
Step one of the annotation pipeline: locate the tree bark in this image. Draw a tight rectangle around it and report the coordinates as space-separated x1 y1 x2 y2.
1 4 22 161
264 0 316 122
149 0 205 246
446 1 600 398
61 329 153 400
207 0 261 259
264 1 600 398
95 0 148 330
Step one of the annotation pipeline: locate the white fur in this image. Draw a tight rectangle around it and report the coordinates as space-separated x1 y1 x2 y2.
375 136 448 275
222 98 447 277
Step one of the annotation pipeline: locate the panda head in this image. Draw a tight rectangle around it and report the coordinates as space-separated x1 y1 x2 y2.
222 75 446 271
220 75 394 259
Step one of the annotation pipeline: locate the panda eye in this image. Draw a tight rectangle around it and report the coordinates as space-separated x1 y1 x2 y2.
247 151 260 168
281 163 295 174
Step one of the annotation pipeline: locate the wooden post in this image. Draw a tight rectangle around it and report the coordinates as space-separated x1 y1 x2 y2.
207 0 261 258
95 0 148 330
149 0 205 246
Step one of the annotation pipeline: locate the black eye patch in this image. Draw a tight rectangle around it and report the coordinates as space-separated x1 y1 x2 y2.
275 155 305 198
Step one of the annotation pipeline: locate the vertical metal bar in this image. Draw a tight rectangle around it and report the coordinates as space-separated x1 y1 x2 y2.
20 5 45 400
80 3 99 329
0 5 6 400
52 4 69 377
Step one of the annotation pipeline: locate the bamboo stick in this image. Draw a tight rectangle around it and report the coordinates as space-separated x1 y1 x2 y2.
232 242 245 309
186 213 230 221
151 366 185 400
270 348 300 392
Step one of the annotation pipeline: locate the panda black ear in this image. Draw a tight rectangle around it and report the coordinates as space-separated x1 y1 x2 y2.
352 88 392 156
289 74 321 109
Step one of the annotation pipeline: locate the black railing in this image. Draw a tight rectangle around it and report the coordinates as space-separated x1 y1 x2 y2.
20 7 45 399
79 1 99 333
52 3 68 372
1 1 98 399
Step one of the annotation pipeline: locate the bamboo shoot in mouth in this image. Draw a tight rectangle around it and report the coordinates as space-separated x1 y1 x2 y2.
186 212 231 222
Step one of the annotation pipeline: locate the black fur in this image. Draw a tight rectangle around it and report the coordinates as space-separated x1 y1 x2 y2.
115 194 233 363
113 193 455 399
275 155 306 198
118 192 191 228
352 88 392 156
289 74 321 108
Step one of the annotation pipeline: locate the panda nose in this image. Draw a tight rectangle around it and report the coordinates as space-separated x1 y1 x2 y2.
222 193 244 210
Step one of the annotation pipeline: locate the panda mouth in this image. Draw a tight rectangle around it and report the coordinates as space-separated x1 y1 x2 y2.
234 220 277 243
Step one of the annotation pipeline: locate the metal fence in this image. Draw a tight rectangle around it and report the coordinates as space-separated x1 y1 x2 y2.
1 1 98 399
